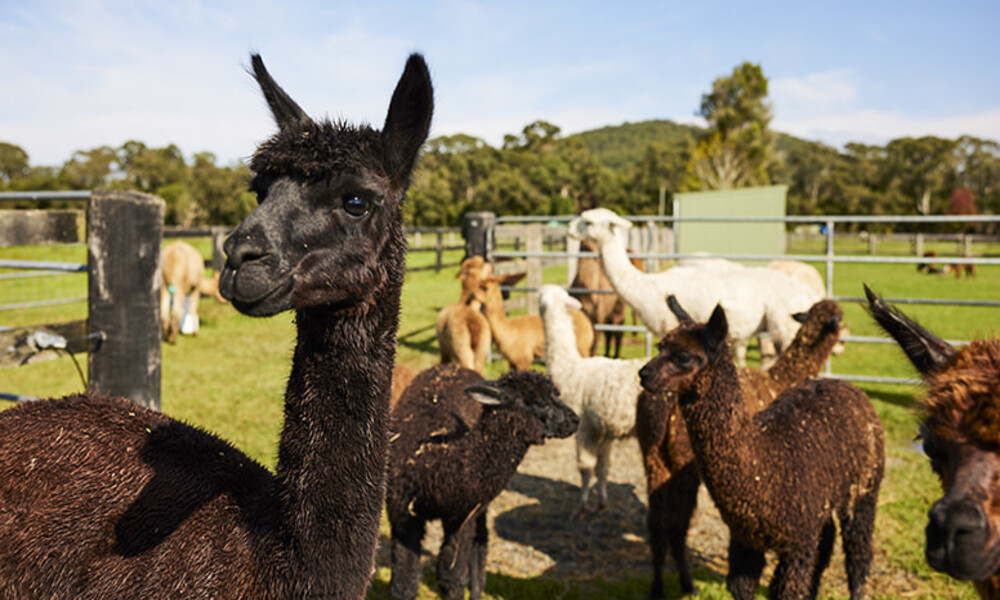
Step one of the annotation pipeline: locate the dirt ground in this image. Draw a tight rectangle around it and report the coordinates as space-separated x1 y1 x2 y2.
374 434 943 598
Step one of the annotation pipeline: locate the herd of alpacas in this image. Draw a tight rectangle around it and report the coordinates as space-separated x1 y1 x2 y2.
0 52 997 600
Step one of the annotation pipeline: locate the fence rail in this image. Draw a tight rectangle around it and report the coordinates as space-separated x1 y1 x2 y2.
488 213 1000 386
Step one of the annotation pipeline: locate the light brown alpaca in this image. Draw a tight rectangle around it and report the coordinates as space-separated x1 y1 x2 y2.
160 241 226 344
475 274 594 371
865 285 1000 598
436 257 494 374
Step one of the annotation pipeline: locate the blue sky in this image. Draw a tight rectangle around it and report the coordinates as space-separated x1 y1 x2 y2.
2 0 998 167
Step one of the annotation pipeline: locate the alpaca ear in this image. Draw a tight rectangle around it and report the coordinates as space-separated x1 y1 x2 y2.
250 54 310 130
792 311 809 324
609 213 633 231
667 295 692 322
464 383 504 406
499 272 526 287
864 284 957 375
701 304 729 358
562 293 583 311
382 53 434 185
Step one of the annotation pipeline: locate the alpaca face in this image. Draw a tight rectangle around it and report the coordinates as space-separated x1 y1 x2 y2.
922 431 1000 581
566 208 632 244
640 302 728 395
220 54 432 316
467 371 580 441
790 299 842 349
865 285 1000 583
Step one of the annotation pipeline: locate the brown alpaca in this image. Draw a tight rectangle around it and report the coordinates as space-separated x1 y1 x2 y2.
0 53 432 599
637 298 846 598
865 285 1000 598
457 256 493 305
639 300 883 600
435 257 494 374
475 274 594 370
160 240 226 344
571 239 644 357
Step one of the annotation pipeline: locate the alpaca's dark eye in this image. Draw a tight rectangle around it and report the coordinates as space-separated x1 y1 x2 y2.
343 195 369 218
673 352 696 367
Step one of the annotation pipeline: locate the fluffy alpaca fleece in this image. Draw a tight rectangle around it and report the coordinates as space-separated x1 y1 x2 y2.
865 286 1000 597
0 52 433 599
436 302 492 374
567 208 822 366
640 304 884 600
637 298 846 598
538 284 646 513
386 364 578 600
475 275 593 370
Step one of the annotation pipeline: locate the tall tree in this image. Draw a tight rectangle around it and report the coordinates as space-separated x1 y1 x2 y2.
0 142 30 188
685 62 776 190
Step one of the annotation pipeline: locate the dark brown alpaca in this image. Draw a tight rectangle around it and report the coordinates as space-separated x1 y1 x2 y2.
0 52 432 599
865 285 1000 598
386 365 578 600
639 300 884 600
637 298 845 598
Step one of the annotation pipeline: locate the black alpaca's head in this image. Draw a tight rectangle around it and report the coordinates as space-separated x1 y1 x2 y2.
220 53 433 316
639 297 728 394
464 371 579 444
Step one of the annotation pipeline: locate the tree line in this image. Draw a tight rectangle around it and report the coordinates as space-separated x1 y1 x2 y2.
2 63 998 231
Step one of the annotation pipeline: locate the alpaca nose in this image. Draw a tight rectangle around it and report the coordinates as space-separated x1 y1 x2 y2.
224 226 273 271
926 497 988 575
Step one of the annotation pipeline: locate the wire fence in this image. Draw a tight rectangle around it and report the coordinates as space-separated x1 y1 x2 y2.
491 213 1000 386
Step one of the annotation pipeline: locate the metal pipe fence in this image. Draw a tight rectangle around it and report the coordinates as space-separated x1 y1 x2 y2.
491 213 1000 385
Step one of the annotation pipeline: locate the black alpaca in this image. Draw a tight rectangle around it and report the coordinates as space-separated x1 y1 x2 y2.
386 365 579 600
0 53 432 599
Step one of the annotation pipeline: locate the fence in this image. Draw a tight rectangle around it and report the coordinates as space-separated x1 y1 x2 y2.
1 190 164 407
475 212 1000 385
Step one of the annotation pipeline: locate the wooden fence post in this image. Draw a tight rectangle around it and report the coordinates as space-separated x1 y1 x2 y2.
211 226 227 273
461 212 496 261
526 224 542 315
87 190 164 411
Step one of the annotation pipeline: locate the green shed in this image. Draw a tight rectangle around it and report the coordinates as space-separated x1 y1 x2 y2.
672 185 787 260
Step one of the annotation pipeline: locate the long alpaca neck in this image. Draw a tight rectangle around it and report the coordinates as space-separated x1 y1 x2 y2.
594 235 650 306
481 291 518 355
766 334 837 392
273 261 402 597
543 305 583 395
680 353 759 503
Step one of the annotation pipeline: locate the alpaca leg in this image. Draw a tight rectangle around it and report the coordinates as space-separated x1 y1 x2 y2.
726 539 765 600
733 339 748 368
169 285 183 344
809 519 836 599
437 516 474 600
188 289 201 336
768 550 816 600
159 286 171 341
575 434 598 516
468 510 489 600
389 517 426 600
840 490 877 600
594 439 613 511
665 463 700 595
611 330 623 359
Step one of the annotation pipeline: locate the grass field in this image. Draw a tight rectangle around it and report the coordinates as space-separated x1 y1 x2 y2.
1 236 994 598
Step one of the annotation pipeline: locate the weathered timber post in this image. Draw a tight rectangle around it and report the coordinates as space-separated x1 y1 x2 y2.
211 226 228 273
525 224 542 315
461 212 495 262
87 190 164 411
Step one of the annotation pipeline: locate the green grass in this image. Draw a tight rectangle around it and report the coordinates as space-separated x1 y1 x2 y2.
0 239 992 598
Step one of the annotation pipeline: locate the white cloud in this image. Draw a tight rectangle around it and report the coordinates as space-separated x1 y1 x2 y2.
774 107 1000 148
771 70 860 114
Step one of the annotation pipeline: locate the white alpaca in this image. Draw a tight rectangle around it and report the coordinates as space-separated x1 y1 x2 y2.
539 284 645 515
567 208 821 366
